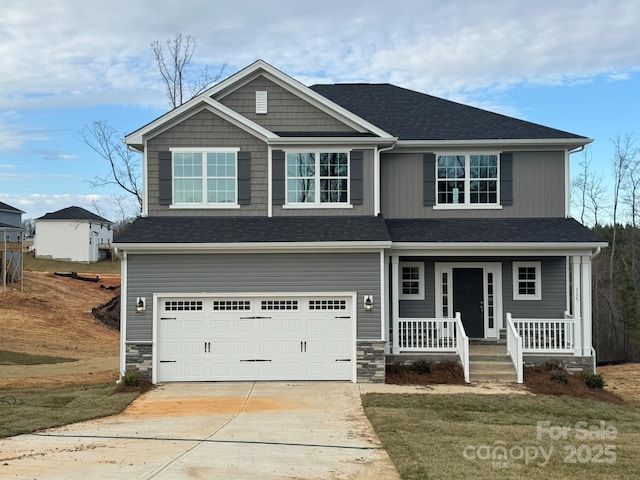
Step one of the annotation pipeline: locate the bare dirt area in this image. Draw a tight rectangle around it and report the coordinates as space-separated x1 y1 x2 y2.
599 362 640 402
0 271 121 387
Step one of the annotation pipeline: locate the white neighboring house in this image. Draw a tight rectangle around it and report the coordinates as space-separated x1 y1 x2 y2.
35 206 113 263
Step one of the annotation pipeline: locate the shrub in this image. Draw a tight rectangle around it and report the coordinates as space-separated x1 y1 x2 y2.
583 372 606 389
122 369 139 387
412 359 431 375
550 368 569 385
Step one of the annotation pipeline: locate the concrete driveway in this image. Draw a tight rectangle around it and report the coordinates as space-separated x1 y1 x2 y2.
0 382 400 479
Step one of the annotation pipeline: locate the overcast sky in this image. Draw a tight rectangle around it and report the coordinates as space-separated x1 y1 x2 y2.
1 0 639 221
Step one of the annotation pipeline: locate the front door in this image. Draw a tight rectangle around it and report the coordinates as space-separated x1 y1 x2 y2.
453 268 484 338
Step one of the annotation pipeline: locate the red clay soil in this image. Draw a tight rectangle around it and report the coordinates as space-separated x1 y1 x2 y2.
0 271 121 387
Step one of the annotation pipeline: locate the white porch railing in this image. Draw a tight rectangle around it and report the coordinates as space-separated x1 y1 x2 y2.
510 314 575 353
455 313 470 383
505 313 524 383
397 313 469 382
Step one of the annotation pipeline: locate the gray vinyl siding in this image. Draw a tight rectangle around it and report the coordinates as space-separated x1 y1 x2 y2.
381 151 565 218
126 252 381 342
395 257 566 320
503 257 567 319
146 109 268 216
272 148 376 216
0 211 21 228
219 76 357 133
399 261 435 317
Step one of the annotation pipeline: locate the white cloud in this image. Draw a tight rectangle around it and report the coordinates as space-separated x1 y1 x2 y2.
1 0 639 111
0 193 136 222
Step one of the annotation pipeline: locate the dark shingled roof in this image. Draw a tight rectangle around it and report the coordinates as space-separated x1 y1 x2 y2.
115 216 391 244
37 206 112 223
310 83 587 141
385 218 604 244
115 216 603 246
0 201 24 214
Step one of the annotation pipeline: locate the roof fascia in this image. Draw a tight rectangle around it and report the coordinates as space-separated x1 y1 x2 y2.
204 60 394 139
394 138 594 150
114 240 392 253
126 97 278 146
390 241 607 256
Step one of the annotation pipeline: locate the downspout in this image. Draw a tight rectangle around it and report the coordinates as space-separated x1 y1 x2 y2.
566 145 586 218
375 142 396 216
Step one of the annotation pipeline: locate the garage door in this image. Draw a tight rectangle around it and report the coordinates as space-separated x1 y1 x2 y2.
156 296 354 382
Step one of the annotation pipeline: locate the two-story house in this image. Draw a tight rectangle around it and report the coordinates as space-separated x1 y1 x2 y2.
35 206 113 263
115 60 605 384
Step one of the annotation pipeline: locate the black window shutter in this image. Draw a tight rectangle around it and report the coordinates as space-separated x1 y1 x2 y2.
423 153 436 206
272 149 286 205
500 152 513 206
350 150 364 205
158 151 172 205
237 151 251 205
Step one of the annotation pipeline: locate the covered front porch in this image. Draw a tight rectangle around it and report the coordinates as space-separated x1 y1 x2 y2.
384 252 599 383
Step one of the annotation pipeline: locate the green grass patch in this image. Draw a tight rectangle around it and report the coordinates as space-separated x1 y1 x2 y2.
363 393 640 480
23 254 121 274
0 350 76 366
0 383 138 438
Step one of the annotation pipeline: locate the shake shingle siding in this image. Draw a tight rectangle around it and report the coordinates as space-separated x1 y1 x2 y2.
147 109 268 216
381 150 566 218
219 76 357 133
125 252 382 342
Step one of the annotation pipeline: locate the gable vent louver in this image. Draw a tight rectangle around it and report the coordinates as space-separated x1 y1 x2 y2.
256 91 268 114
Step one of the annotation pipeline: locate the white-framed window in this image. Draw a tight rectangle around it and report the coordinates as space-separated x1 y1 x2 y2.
513 261 542 300
399 262 425 300
286 151 349 205
436 153 499 207
171 148 239 206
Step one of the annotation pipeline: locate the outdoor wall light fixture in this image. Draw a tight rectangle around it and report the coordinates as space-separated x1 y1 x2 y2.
136 297 146 313
363 295 374 311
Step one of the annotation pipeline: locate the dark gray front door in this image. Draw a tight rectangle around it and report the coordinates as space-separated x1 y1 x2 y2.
453 268 484 338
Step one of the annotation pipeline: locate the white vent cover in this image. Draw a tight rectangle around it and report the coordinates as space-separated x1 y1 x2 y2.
256 91 268 114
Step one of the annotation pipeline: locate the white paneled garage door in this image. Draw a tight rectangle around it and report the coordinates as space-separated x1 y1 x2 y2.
156 295 354 382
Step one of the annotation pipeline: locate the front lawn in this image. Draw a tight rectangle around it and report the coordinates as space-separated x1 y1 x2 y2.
363 393 640 480
0 384 138 438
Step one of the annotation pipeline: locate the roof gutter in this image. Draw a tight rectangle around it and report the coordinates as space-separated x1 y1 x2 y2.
113 240 392 253
396 138 594 149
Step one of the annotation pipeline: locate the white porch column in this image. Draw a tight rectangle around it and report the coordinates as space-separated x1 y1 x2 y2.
391 256 400 354
581 255 593 356
383 252 390 354
571 256 582 356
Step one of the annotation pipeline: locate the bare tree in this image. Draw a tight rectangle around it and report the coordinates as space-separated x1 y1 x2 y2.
571 146 608 226
81 121 143 213
21 218 35 236
151 33 226 108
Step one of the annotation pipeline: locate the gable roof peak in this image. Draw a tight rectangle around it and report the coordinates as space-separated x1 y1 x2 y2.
37 206 112 223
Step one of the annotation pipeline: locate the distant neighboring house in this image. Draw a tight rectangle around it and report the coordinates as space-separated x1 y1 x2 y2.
0 201 24 289
35 206 113 263
0 201 23 240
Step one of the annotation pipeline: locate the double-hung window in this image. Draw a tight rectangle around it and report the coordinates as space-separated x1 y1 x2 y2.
172 148 239 206
512 261 541 300
286 151 349 205
436 154 499 207
399 262 425 300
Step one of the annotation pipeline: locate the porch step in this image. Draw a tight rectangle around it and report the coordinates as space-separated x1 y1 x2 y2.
468 345 518 382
